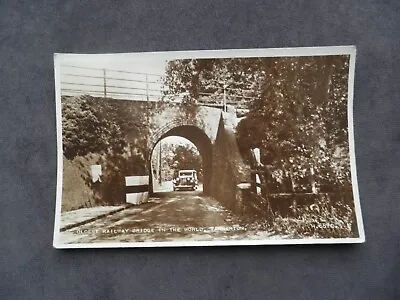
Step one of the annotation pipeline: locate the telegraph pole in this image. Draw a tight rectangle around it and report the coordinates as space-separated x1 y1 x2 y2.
223 80 227 112
158 141 162 185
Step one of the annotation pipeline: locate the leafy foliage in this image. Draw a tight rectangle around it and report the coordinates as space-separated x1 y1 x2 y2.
164 58 262 105
271 194 356 238
164 56 357 237
163 56 352 193
152 142 203 182
62 95 149 204
169 144 202 179
236 56 351 193
62 96 111 159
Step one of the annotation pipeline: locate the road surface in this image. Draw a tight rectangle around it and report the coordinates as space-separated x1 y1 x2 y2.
59 188 255 244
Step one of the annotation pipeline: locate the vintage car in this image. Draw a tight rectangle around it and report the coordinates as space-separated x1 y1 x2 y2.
173 169 198 191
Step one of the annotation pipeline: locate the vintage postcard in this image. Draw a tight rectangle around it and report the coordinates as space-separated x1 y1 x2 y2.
53 46 365 248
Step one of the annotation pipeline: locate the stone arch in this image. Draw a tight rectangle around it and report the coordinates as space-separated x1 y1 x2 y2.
148 122 213 195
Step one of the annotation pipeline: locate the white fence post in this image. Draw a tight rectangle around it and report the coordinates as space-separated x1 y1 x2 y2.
125 176 149 204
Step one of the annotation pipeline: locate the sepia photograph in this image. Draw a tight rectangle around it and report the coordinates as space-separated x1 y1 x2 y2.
53 47 365 248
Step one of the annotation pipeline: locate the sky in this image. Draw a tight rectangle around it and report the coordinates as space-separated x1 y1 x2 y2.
58 54 169 101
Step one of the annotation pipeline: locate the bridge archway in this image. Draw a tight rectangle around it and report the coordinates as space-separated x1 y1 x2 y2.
149 125 213 195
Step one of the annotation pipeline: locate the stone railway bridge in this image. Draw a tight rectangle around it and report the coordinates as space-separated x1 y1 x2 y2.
141 100 252 214
61 96 255 216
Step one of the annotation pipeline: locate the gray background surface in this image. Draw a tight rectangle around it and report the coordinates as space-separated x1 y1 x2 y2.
1 1 399 299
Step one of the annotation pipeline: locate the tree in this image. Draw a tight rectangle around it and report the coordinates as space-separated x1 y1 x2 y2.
164 58 264 105
163 55 352 193
62 95 112 159
236 55 351 193
169 144 202 180
62 95 150 204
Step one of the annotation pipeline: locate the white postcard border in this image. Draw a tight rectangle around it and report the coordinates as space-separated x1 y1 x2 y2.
53 46 365 249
